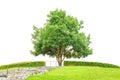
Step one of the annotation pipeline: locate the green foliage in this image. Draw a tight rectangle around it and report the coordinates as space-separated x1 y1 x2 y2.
31 9 93 66
26 66 120 80
64 61 120 68
0 61 45 70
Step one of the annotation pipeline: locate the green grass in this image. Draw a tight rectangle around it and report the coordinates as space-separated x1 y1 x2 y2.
26 66 120 80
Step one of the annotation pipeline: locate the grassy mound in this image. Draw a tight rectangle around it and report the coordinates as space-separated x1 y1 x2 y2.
0 61 45 70
26 66 120 80
64 61 120 68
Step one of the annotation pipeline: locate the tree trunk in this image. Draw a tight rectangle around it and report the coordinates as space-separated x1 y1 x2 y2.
56 46 64 66
56 55 62 66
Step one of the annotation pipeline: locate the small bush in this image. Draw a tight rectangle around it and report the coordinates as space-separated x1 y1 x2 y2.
64 61 120 68
0 61 45 70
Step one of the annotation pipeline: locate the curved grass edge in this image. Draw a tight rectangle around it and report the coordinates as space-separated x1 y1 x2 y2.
64 61 120 68
0 61 45 70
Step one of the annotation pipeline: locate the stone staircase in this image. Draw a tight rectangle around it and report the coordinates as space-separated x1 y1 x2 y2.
0 66 52 80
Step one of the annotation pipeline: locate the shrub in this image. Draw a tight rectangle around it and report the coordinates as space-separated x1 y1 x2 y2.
0 61 45 70
64 61 120 68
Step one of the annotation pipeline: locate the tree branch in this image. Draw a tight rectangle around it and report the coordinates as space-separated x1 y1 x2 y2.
63 48 73 60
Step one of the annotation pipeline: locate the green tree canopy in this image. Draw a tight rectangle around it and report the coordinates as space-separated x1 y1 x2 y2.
31 9 93 66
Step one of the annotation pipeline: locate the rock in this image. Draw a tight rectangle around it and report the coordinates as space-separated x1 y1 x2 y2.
0 66 54 80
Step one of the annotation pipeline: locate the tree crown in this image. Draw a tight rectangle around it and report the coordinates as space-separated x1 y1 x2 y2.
31 9 92 59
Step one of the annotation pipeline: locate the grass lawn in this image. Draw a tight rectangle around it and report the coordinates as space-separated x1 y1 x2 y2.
26 66 120 80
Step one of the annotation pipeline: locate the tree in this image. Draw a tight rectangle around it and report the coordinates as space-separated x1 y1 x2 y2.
31 9 93 66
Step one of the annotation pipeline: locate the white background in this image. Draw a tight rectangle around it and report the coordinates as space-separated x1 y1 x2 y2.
0 0 120 66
